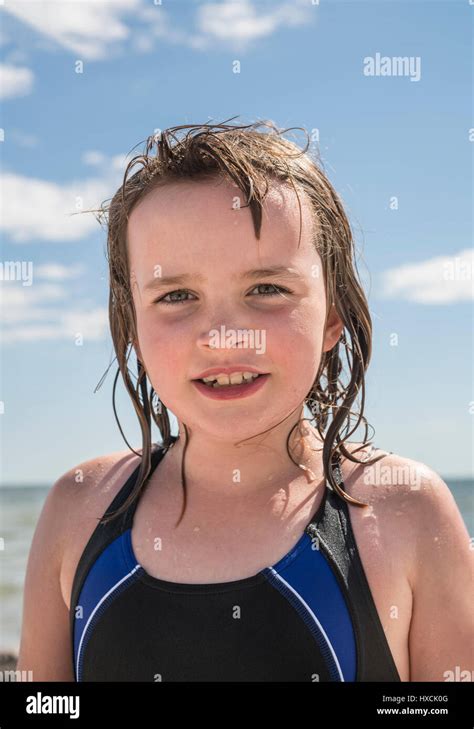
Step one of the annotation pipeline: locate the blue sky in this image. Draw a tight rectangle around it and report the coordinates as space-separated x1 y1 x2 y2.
0 0 472 485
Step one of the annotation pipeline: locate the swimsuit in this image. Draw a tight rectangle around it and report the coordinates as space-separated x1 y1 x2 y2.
70 436 401 681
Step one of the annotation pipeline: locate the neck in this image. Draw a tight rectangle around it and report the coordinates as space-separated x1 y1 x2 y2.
163 412 326 504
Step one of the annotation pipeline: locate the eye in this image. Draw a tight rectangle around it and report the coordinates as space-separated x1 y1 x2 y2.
248 283 291 298
154 289 197 306
154 283 291 306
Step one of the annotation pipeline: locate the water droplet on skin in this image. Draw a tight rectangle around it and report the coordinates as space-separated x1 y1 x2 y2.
360 505 381 545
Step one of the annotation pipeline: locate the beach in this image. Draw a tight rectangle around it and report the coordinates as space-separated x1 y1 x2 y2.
0 652 17 671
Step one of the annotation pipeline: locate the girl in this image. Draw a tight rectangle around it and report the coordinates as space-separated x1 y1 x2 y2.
17 119 472 682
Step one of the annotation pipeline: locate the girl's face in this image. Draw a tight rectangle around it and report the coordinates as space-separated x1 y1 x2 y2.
127 177 342 443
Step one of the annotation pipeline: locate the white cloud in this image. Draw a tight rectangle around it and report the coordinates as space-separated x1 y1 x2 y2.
0 282 109 343
2 0 140 61
196 0 311 45
82 150 107 167
197 1 277 43
0 151 122 342
0 308 109 343
131 33 156 55
0 156 124 242
0 63 34 99
0 146 127 345
34 262 86 280
1 284 65 323
139 0 313 51
379 248 474 304
2 0 315 67
135 6 210 51
61 307 110 340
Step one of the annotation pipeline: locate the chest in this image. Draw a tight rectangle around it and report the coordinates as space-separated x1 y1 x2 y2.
64 466 413 681
130 478 413 681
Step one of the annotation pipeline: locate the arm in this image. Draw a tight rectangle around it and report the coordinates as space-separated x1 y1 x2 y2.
16 449 139 681
16 472 76 681
408 469 473 681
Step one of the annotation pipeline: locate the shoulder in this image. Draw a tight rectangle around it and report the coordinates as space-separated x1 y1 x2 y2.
336 445 425 584
50 446 149 610
17 446 144 679
339 445 473 680
339 444 468 545
47 447 144 565
52 446 142 503
338 441 450 506
339 444 469 571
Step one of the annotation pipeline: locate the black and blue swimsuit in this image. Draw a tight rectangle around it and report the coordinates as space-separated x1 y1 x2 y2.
70 437 401 682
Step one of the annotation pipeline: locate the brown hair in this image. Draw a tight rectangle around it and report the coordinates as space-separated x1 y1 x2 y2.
90 117 387 527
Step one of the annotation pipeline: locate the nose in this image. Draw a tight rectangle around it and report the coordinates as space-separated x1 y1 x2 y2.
194 296 264 352
196 324 249 351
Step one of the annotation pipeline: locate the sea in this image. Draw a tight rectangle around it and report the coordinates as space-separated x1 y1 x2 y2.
0 478 472 654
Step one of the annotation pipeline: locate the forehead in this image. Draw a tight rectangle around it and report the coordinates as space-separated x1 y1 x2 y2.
127 177 318 271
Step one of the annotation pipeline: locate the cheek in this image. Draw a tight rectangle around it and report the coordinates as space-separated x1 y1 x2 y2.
271 310 323 392
136 318 184 381
271 305 323 355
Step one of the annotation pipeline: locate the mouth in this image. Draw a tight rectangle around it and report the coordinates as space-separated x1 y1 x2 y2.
193 373 266 388
191 373 270 400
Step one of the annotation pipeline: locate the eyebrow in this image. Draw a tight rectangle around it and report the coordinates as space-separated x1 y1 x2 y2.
143 266 303 292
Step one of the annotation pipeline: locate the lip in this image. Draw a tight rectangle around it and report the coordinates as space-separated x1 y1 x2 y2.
191 365 269 380
191 373 270 400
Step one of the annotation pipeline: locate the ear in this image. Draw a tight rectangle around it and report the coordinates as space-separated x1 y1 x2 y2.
322 303 344 353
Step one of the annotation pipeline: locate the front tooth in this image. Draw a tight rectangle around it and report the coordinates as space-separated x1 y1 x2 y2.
216 374 231 385
202 371 259 386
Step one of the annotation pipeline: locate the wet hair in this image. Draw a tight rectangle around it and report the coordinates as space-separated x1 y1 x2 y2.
90 117 388 527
